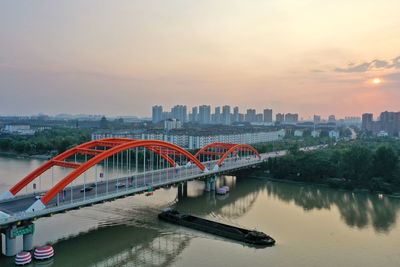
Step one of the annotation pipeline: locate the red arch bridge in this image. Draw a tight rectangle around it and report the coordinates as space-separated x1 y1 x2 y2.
0 138 281 256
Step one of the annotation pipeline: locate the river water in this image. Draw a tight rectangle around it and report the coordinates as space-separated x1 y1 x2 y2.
0 156 400 267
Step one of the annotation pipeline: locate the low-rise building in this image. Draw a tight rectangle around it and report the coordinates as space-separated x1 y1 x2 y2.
329 130 340 140
377 131 389 137
311 130 320 138
3 125 35 135
164 118 182 131
294 130 303 137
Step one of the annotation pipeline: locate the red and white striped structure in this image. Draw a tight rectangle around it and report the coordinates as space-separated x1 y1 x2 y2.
34 245 54 260
15 251 32 265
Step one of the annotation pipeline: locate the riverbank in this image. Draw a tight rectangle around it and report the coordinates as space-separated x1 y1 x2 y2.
257 139 400 195
0 151 51 160
246 168 400 199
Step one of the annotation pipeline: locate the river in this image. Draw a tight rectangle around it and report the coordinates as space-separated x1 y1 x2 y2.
0 156 400 266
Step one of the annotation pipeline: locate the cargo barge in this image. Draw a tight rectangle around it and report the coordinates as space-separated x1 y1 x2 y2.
158 209 275 246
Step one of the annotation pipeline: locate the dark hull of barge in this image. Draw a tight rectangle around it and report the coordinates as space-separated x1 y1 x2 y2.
158 209 275 247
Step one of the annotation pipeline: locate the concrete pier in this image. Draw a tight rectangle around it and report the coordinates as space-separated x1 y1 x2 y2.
23 232 34 251
177 182 188 200
182 182 188 196
1 222 35 256
5 227 17 257
205 177 217 192
0 233 3 255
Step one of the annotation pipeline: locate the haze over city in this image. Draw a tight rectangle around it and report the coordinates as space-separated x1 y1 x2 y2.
1 0 400 117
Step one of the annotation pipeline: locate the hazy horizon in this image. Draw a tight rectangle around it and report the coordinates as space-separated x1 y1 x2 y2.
1 1 400 118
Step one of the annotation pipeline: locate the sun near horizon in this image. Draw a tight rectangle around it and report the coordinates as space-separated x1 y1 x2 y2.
372 78 382 85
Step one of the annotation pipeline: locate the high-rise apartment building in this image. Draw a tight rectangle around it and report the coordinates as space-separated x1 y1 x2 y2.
276 113 285 123
245 109 256 122
379 111 400 135
263 109 272 123
171 105 187 123
222 105 231 125
256 113 263 123
152 105 163 123
313 115 321 123
328 115 336 123
285 113 299 123
213 107 221 124
199 105 211 124
190 106 198 122
361 113 373 131
233 107 240 122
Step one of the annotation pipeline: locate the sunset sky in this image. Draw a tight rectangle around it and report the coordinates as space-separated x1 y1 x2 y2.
1 0 400 118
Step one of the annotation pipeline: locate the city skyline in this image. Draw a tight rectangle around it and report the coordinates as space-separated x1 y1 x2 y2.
0 102 381 122
1 1 400 117
151 104 356 124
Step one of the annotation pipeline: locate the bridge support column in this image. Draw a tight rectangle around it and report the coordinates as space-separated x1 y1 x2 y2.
210 180 215 191
205 178 211 192
177 182 188 200
183 182 187 196
205 177 216 192
4 226 17 257
23 232 34 251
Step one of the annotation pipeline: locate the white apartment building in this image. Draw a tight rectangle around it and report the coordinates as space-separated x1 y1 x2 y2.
3 125 36 135
92 129 286 149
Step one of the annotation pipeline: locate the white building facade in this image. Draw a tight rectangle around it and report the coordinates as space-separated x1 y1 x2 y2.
92 129 286 150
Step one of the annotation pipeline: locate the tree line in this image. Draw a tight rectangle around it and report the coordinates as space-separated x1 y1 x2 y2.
263 139 400 193
0 128 91 155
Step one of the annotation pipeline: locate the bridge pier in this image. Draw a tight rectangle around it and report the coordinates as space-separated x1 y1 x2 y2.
177 182 188 199
183 182 187 196
205 177 217 192
1 222 35 256
23 232 34 251
4 226 17 257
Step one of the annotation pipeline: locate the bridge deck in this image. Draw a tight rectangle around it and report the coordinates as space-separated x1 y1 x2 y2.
0 151 286 227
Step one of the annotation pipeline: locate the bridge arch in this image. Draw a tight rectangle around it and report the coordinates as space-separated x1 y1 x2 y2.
194 142 236 159
3 138 181 200
194 142 261 170
6 138 120 198
216 144 261 167
36 140 206 206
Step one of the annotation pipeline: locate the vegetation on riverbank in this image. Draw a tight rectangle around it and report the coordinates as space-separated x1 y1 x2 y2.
0 128 91 156
258 138 400 194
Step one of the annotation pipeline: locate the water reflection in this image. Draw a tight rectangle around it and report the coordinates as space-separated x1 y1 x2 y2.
263 180 400 233
52 225 191 267
175 175 400 233
1 173 400 266
174 176 260 219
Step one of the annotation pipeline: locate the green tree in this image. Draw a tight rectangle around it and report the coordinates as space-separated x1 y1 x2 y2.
373 146 398 181
0 138 12 151
341 146 373 181
288 144 300 156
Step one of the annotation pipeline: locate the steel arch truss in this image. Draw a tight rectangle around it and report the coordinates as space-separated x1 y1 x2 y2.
216 144 261 168
0 139 205 203
195 142 260 170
